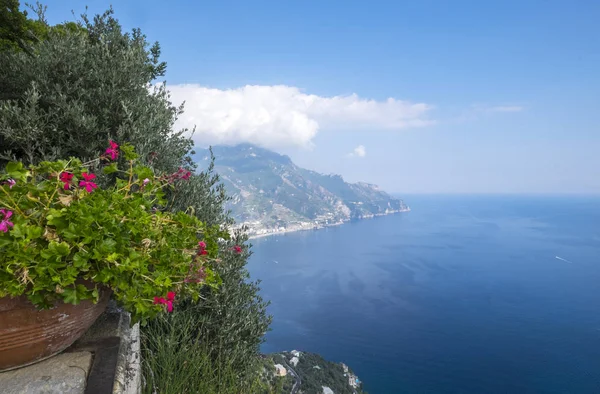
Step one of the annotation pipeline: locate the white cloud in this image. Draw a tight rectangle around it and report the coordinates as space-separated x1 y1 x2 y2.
347 145 366 158
167 84 433 149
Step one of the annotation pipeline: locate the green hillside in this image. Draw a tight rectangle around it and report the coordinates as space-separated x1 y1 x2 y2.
196 144 408 234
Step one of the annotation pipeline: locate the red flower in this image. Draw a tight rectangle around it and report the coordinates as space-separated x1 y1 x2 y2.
79 172 98 193
82 172 96 181
198 241 208 256
105 140 119 160
59 172 73 190
181 170 191 180
233 245 242 254
154 292 176 312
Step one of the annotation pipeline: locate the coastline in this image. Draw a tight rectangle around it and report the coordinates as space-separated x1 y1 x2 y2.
245 207 411 240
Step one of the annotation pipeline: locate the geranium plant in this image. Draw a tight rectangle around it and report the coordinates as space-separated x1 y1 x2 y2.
0 142 228 323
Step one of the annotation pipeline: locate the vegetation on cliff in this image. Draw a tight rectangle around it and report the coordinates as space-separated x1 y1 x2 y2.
265 351 366 394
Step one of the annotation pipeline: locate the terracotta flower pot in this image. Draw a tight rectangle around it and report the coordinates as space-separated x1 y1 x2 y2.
0 288 110 372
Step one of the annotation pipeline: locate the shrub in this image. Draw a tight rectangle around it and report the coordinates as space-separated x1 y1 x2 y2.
0 5 230 226
141 311 270 394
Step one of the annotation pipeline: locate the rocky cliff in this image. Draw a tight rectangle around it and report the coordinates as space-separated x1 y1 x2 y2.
196 144 408 235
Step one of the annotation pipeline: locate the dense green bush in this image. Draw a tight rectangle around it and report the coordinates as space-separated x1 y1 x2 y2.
0 4 231 225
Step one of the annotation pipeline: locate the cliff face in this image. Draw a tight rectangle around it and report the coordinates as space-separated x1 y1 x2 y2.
196 144 408 233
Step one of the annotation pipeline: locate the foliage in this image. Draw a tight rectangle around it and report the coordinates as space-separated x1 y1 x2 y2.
0 1 83 94
0 3 272 390
144 230 272 382
258 355 293 393
0 5 230 226
0 0 44 53
0 142 226 324
141 310 270 394
271 352 366 394
0 6 188 174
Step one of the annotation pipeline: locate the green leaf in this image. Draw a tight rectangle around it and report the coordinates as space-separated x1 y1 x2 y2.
62 287 80 305
120 143 139 161
40 249 53 260
5 162 23 173
76 284 90 298
99 239 117 254
133 165 153 180
5 162 28 181
49 241 70 256
72 253 88 268
92 287 99 299
26 226 43 240
102 163 119 174
11 224 29 239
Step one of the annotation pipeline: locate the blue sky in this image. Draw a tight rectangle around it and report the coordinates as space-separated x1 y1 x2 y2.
43 0 599 193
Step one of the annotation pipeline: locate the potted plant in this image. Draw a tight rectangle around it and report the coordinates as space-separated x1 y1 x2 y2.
0 142 226 371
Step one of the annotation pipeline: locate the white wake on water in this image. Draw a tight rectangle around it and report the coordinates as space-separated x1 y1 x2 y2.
555 256 574 264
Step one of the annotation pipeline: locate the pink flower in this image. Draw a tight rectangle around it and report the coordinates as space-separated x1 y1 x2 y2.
233 245 242 254
198 241 208 256
154 292 176 312
60 172 73 190
79 172 98 193
0 209 13 233
0 221 12 233
105 140 119 160
4 179 16 189
143 178 150 186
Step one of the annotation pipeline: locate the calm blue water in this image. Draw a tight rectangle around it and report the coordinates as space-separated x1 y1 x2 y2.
248 195 600 393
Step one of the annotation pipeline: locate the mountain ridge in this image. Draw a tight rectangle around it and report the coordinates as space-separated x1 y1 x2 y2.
196 144 409 236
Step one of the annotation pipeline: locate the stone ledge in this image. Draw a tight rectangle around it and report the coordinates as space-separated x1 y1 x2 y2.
0 352 93 394
0 301 141 394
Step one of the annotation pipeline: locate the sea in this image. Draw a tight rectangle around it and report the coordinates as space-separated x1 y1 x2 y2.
247 195 600 394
